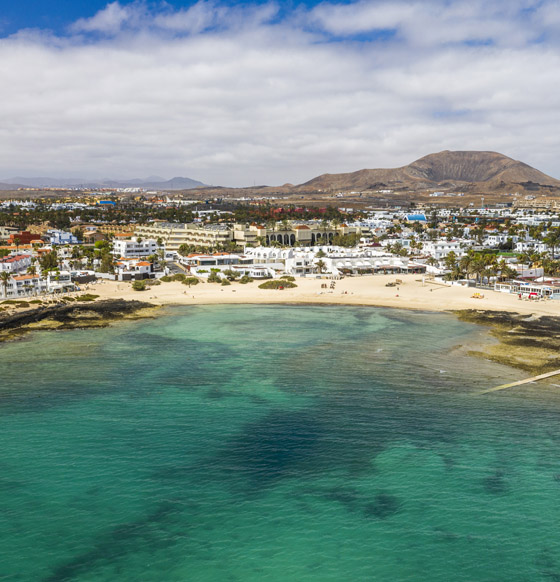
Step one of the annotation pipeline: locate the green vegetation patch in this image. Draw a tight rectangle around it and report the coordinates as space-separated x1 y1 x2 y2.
131 280 147 291
207 272 222 283
182 277 199 286
75 294 100 301
1 300 31 307
258 280 297 290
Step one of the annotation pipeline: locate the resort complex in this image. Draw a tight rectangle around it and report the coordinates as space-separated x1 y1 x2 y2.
1 195 560 302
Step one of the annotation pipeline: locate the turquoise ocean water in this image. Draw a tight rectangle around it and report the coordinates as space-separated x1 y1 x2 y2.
1 305 560 581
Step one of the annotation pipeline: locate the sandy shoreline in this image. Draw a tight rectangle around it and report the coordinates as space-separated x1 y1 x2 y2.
86 274 559 317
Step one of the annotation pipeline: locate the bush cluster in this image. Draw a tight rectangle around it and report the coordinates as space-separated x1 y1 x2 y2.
75 294 100 301
182 277 200 286
258 280 297 290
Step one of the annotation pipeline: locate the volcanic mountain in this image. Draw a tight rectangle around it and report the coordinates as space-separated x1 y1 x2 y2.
297 151 560 194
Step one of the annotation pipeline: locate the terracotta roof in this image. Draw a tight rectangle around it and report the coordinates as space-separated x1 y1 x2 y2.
12 274 38 281
0 254 31 263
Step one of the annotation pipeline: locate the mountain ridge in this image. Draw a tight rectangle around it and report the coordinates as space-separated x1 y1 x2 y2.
297 151 560 193
0 176 206 190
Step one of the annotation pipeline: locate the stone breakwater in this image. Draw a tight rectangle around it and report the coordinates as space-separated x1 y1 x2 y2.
0 299 157 342
455 309 560 374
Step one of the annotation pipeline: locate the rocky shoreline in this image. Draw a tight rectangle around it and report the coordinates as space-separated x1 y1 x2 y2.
2 300 558 377
455 309 560 375
0 299 158 343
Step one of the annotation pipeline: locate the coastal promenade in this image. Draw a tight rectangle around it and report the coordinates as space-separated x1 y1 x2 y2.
87 274 559 317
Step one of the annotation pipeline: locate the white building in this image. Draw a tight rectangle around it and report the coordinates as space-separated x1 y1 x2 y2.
0 254 32 273
423 240 466 260
47 230 80 245
114 259 154 281
112 237 158 259
1 274 45 298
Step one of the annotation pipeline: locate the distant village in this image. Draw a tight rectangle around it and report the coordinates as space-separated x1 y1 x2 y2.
2 192 560 301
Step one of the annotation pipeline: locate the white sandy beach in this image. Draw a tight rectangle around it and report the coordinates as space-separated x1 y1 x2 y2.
86 274 560 317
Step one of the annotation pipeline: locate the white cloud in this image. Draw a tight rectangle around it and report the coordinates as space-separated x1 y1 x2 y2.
1 0 560 186
72 2 136 34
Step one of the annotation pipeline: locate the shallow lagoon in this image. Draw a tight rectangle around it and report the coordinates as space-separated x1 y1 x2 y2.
1 305 560 581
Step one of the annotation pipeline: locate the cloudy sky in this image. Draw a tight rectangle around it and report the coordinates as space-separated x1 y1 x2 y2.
1 0 559 187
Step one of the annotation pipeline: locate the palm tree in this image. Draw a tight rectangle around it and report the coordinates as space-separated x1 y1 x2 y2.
315 259 326 274
444 251 458 272
0 271 10 298
459 250 476 281
544 228 560 259
426 256 438 267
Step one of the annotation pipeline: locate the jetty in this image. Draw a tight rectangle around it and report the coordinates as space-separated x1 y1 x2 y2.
478 369 560 395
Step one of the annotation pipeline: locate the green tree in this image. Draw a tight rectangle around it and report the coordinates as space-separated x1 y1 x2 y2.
182 277 199 287
0 271 10 297
132 280 146 291
72 227 84 241
39 250 58 272
99 253 114 273
544 228 560 258
444 251 458 271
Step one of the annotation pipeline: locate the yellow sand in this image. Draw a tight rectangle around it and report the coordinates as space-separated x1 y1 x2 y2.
84 274 560 317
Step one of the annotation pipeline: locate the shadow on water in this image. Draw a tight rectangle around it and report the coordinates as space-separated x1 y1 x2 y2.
194 383 472 498
535 548 560 581
219 409 324 490
363 492 402 519
41 501 180 582
482 469 509 495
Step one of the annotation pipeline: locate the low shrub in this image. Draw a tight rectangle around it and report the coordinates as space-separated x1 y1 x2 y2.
239 275 253 284
258 280 297 290
221 279 231 286
159 275 172 282
207 272 221 283
171 273 186 282
132 280 146 291
148 279 161 286
75 294 100 301
182 277 199 286
223 269 239 281
280 275 296 282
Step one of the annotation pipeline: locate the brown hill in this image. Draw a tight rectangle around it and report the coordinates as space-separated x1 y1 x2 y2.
297 151 560 194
